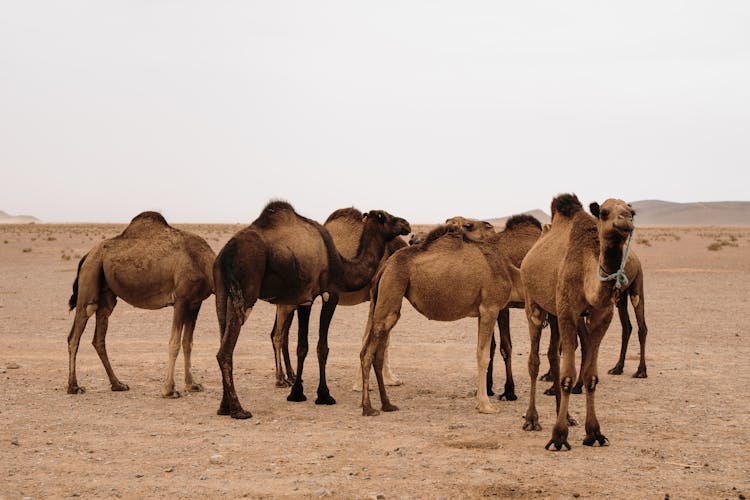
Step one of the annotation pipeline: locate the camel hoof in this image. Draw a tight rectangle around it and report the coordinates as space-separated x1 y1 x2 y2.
186 383 204 393
539 371 553 382
382 403 399 412
486 387 495 397
523 421 542 432
583 434 609 447
384 377 403 387
217 406 230 416
315 394 336 405
287 389 307 402
543 385 556 396
231 408 253 420
477 402 498 414
545 438 572 451
275 380 292 388
111 382 129 392
632 370 647 379
608 365 624 375
162 390 181 399
67 385 85 394
497 391 517 401
362 407 380 417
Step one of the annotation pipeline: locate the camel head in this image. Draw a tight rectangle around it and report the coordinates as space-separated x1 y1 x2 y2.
363 210 411 240
409 231 428 246
589 199 635 242
444 216 496 242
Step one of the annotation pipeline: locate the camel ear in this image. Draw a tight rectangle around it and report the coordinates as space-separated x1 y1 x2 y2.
589 202 600 218
483 221 493 231
376 212 385 223
362 212 369 222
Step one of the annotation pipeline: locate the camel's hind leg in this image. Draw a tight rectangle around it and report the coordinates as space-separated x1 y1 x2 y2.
381 334 402 387
315 294 339 405
287 305 311 402
182 303 203 393
496 308 517 401
632 290 648 378
163 301 188 398
372 330 398 413
91 290 128 392
271 305 296 387
476 306 499 414
67 308 93 394
523 303 545 431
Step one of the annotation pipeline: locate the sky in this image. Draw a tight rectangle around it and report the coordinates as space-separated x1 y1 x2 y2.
1 1 748 223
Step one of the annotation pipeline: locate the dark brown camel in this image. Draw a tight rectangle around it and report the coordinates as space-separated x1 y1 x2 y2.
268 207 408 399
214 201 410 419
360 224 524 416
521 194 635 450
66 211 215 397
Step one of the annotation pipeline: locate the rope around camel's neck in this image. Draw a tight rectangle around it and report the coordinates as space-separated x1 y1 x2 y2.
597 229 634 295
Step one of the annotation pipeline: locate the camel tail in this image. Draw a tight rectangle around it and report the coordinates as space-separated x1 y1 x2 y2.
218 242 246 321
68 253 88 311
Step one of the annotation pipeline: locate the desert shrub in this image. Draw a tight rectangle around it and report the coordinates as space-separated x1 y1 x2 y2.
22 248 32 253
636 237 651 247
47 236 57 241
707 242 722 251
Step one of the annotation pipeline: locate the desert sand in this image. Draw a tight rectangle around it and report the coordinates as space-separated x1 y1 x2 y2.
1 223 749 498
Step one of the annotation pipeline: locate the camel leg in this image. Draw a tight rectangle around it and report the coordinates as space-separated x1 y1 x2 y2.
90 291 128 392
67 307 93 394
486 332 496 397
572 322 588 394
287 305 311 402
362 300 401 416
216 299 252 419
373 333 399 413
523 305 544 431
182 303 203 393
162 301 187 398
580 310 612 447
271 305 296 387
608 292 631 375
632 293 648 378
543 323 561 396
495 309 517 401
476 307 498 414
353 306 374 392
315 295 339 405
381 334 402 387
546 315 578 451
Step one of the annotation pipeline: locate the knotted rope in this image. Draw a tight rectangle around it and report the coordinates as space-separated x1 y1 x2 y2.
597 229 634 290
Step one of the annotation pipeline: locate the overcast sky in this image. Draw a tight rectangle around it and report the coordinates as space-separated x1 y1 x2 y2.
1 1 748 223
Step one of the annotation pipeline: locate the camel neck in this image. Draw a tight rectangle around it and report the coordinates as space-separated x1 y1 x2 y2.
338 224 387 292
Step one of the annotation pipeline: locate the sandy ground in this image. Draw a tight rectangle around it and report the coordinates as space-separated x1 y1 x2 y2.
1 223 749 499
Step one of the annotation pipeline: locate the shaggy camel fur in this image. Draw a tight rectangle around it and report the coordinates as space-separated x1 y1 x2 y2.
214 201 410 418
360 224 524 416
66 212 215 397
269 207 407 393
521 194 635 450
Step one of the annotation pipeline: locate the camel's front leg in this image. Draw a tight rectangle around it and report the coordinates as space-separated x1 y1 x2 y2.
315 295 339 405
475 307 498 414
580 310 612 447
287 305 311 402
182 304 203 393
546 315 578 451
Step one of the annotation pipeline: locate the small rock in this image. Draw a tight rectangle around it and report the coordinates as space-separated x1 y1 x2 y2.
209 454 224 465
10 437 19 446
200 474 207 481
448 423 467 430
314 489 331 497
164 466 174 473
573 494 580 498
135 473 143 478
7 362 20 369
324 454 334 459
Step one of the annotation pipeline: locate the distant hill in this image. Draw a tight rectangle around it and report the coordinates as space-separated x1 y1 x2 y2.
489 200 749 228
0 210 40 224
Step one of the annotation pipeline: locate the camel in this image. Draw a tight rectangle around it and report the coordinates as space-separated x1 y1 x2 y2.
66 211 215 397
540 250 648 394
268 207 408 396
520 193 635 450
214 201 410 419
359 223 525 416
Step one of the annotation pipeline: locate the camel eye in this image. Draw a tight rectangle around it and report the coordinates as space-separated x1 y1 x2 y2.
599 209 610 220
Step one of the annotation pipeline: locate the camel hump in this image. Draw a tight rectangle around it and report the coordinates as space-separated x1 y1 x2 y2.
419 225 464 250
130 211 170 226
253 200 297 229
550 193 583 219
325 207 362 224
504 214 542 231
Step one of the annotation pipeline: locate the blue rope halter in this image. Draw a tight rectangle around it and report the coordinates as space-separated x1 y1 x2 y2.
597 229 634 290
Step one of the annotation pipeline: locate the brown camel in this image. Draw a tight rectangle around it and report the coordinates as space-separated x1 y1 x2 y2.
359 224 524 416
214 201 410 418
540 250 648 394
446 215 544 400
66 211 215 397
268 207 408 395
521 193 635 450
